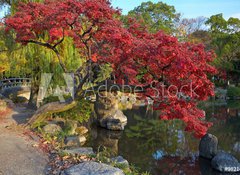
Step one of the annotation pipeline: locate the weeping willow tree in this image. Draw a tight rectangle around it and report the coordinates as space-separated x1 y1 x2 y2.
0 28 10 74
1 0 85 108
1 34 84 108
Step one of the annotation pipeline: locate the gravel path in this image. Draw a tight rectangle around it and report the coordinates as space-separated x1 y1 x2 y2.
0 105 48 175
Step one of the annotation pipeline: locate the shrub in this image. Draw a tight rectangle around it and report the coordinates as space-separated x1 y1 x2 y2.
227 86 240 97
53 99 92 124
42 95 72 104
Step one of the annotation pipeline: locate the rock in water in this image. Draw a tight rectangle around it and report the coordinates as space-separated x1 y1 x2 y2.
94 91 127 131
211 152 240 172
105 110 127 130
62 161 124 175
199 133 218 159
43 124 62 135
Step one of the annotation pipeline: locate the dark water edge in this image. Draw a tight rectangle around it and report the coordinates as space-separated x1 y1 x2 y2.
85 100 240 175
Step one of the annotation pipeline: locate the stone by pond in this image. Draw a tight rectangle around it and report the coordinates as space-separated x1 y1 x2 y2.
61 161 124 175
199 133 240 173
211 152 240 173
199 133 218 159
94 92 127 131
64 136 87 147
75 126 89 135
111 156 129 167
43 123 62 135
62 147 95 156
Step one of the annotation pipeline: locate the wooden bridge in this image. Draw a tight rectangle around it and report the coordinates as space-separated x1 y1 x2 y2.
0 78 31 97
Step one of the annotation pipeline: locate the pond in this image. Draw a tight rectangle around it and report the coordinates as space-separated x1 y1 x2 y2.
86 100 240 175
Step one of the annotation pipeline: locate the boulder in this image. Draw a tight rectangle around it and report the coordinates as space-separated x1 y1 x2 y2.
62 147 95 156
75 126 88 135
199 133 218 159
64 136 87 147
111 156 129 167
99 110 127 131
79 135 87 144
211 152 240 173
43 124 62 135
94 91 128 131
62 161 124 175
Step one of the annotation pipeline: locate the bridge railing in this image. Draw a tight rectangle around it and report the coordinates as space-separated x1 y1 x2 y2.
0 78 31 91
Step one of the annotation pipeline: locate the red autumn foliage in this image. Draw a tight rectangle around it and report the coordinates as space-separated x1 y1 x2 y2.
4 0 217 138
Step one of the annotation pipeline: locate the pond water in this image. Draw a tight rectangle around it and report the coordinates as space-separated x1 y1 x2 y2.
86 100 240 175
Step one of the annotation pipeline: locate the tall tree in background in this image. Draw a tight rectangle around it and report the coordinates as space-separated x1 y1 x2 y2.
124 1 180 34
176 16 208 41
206 14 240 85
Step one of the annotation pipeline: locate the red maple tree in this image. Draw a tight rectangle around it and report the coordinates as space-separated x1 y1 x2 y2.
4 0 217 138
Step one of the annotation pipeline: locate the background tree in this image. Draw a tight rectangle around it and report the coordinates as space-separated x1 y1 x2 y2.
176 16 207 41
206 14 240 85
124 1 180 34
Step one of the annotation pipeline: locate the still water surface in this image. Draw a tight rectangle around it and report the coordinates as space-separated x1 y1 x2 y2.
86 100 240 175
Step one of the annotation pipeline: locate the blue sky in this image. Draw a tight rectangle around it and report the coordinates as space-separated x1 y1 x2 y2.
111 0 240 19
1 0 240 19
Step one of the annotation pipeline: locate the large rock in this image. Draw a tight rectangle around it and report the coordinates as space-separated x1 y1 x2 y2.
64 136 87 147
43 124 62 135
105 110 127 131
211 152 240 173
75 126 89 135
199 133 218 159
62 161 124 175
94 91 127 131
111 156 129 167
62 147 95 156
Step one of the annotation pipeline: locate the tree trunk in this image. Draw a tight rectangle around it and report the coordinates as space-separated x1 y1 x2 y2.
28 82 39 109
27 100 77 128
28 62 41 109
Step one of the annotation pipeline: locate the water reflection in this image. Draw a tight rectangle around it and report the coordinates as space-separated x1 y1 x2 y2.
90 125 123 156
202 100 240 160
119 107 199 174
87 100 240 174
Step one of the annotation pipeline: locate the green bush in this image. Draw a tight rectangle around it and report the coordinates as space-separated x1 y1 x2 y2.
227 86 240 97
42 94 72 104
54 99 92 123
